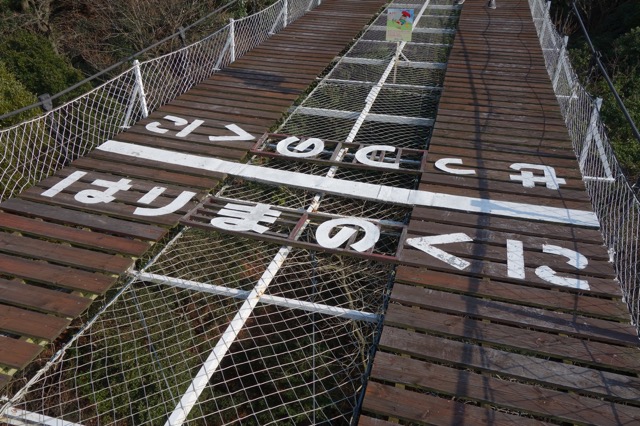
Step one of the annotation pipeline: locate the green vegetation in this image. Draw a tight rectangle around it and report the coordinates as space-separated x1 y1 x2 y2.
0 60 38 125
552 0 640 182
0 30 85 101
0 0 277 119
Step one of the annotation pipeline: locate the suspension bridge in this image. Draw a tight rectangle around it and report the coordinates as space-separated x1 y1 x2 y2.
1 0 640 424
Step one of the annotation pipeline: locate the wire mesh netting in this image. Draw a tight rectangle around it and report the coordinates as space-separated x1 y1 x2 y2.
1 1 462 424
0 0 322 203
3 231 389 425
529 0 640 332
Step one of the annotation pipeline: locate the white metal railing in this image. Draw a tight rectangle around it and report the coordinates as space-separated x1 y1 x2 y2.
0 0 322 203
530 0 640 334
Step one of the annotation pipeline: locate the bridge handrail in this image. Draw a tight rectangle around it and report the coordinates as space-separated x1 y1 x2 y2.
0 0 321 202
530 0 640 335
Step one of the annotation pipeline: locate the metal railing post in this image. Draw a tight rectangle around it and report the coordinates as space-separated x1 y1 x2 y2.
133 60 149 118
579 97 602 170
580 98 614 180
539 1 552 46
230 18 236 62
122 61 148 128
284 0 288 28
552 36 569 92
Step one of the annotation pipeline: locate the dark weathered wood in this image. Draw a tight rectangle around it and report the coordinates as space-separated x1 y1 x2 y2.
399 247 621 297
395 267 629 320
407 220 609 260
371 351 640 425
360 0 640 423
363 381 547 425
409 205 605 243
0 336 43 370
379 326 640 402
0 253 116 294
0 211 150 256
390 284 637 345
0 199 167 241
384 302 640 371
357 416 397 426
402 228 614 278
0 278 91 318
0 232 133 274
0 305 69 341
19 190 186 227
80 152 225 187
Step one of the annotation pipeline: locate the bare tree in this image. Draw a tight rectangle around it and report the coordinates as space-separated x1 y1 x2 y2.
51 0 232 73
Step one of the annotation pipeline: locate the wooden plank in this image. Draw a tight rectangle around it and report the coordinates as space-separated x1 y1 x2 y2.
0 253 116 295
0 212 150 256
0 305 69 341
427 137 577 159
167 97 285 121
362 381 546 426
371 352 640 424
378 327 640 401
384 302 640 371
0 199 167 241
419 175 592 203
0 278 91 318
47 167 206 201
177 93 289 113
400 246 621 297
357 416 397 426
415 182 594 210
0 336 43 370
395 267 629 321
424 151 585 178
19 190 184 227
407 219 609 260
409 207 605 244
403 229 615 279
187 86 295 107
0 232 133 275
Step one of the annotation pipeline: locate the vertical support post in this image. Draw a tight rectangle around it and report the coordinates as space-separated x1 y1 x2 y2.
393 42 401 84
579 97 602 171
580 98 614 180
178 26 187 46
284 0 288 28
39 93 70 165
38 93 53 112
133 59 149 119
229 18 236 63
552 36 569 92
540 1 551 47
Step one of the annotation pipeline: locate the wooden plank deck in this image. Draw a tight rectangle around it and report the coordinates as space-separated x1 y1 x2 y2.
359 0 640 424
0 0 387 382
1 0 638 423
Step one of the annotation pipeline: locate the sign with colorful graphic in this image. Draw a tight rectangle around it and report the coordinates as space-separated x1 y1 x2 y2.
386 8 414 42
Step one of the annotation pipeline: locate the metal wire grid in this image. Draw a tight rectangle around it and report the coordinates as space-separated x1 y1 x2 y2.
218 181 412 222
3 229 391 425
529 0 640 333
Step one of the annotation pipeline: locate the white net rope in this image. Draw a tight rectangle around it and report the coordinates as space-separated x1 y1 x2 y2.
1 1 461 424
0 0 321 203
529 0 640 331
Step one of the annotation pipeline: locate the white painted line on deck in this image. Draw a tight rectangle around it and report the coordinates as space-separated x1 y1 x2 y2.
97 140 600 228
